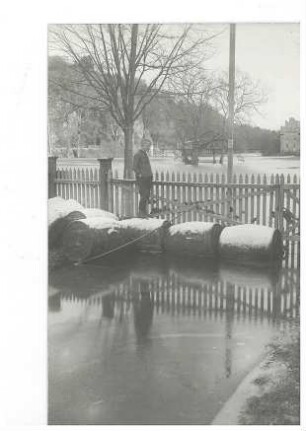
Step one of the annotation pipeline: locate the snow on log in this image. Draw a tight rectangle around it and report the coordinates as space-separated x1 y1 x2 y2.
218 224 283 266
164 222 223 258
48 197 84 226
62 217 128 263
83 208 118 220
119 218 171 253
48 197 86 248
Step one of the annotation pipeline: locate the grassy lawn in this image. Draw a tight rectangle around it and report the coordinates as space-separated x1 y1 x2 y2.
239 319 300 425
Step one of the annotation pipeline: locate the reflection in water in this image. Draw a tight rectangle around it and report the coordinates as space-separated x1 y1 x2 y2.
102 294 115 319
225 283 235 378
49 258 299 326
218 262 280 290
49 254 299 425
48 292 61 312
133 281 154 345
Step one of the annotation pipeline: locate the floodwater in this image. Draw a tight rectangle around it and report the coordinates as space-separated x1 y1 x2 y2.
58 154 300 180
48 254 299 425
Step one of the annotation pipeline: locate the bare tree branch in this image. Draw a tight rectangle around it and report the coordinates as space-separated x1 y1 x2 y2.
49 23 220 175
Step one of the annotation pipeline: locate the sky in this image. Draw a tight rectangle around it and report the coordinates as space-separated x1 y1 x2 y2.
49 23 300 132
205 23 300 130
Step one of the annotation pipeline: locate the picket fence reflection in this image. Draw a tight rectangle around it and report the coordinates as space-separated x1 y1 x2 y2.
50 260 299 323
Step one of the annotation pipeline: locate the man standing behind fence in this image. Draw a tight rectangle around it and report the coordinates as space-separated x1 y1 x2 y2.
133 137 153 218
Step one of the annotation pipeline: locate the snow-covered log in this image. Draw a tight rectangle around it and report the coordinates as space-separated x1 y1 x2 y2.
164 222 223 258
48 197 86 248
218 224 283 266
62 217 128 263
48 197 84 225
83 208 118 220
119 218 171 253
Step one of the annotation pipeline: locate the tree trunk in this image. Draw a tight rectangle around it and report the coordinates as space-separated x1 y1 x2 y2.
123 24 138 179
122 124 134 216
191 149 199 165
123 125 134 179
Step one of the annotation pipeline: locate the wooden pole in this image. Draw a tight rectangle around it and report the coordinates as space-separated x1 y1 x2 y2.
98 158 113 211
227 24 236 218
48 156 58 198
227 24 236 185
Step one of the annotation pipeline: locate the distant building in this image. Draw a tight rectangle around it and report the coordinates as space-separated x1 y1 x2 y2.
280 118 300 155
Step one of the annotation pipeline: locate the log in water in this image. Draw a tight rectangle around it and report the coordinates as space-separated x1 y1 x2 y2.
57 210 283 269
48 197 86 249
218 224 283 267
119 218 171 253
82 208 118 220
62 218 127 263
164 222 223 258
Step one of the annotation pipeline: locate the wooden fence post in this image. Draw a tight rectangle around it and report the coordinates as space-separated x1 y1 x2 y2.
48 156 58 198
98 158 113 211
275 175 284 234
279 175 285 234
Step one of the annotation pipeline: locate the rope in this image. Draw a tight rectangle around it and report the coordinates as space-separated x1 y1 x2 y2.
76 228 162 266
75 192 294 266
75 197 247 266
75 208 191 266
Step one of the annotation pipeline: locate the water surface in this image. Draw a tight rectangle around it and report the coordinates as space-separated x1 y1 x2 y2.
48 254 298 425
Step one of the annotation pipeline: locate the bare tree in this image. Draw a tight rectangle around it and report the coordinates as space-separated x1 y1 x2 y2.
138 68 267 165
161 70 225 164
48 93 83 157
50 24 218 177
212 70 267 127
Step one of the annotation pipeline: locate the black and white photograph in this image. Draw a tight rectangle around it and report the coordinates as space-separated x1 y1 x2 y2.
0 1 304 429
47 22 300 425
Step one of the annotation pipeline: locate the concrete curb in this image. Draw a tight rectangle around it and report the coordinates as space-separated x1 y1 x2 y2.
211 364 264 424
211 353 285 425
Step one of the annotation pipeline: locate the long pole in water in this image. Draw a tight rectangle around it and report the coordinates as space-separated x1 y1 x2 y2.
227 23 236 185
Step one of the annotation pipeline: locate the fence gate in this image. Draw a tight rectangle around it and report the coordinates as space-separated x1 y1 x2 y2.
281 176 300 268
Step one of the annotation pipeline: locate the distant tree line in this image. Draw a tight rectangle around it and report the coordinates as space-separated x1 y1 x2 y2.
48 24 279 168
49 54 279 161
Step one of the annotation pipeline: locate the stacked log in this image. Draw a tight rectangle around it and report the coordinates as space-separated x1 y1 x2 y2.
48 197 120 251
62 217 128 263
164 222 223 258
119 218 171 253
52 205 284 269
48 197 84 225
82 208 118 220
218 224 283 267
48 197 86 249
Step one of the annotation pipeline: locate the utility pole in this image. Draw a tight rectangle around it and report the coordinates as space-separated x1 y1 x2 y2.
227 23 236 184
